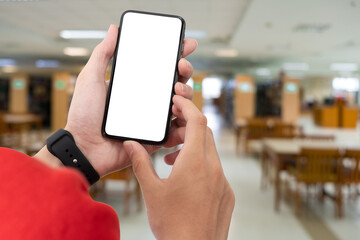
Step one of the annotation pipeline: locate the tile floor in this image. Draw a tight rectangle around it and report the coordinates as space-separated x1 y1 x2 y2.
93 104 360 240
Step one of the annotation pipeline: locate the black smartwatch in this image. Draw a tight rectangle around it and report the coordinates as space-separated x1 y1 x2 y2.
46 129 100 185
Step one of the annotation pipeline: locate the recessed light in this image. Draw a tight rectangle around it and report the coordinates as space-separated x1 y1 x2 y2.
215 49 238 58
0 58 16 67
63 47 89 57
330 63 358 72
283 62 309 71
36 59 59 68
60 30 107 39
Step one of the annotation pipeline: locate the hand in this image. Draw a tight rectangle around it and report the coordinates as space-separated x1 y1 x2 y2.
123 95 235 240
35 25 197 176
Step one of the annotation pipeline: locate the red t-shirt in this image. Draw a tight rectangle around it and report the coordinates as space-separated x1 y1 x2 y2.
0 147 120 240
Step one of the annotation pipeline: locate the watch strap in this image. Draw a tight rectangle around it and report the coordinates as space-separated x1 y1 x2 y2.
46 129 100 185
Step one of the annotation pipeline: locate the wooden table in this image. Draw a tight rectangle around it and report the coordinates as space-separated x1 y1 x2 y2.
2 113 43 147
3 113 42 128
262 138 360 212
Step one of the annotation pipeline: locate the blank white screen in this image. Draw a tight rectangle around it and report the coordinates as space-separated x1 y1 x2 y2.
105 12 182 142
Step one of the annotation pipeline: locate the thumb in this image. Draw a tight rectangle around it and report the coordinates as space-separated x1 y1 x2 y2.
84 24 118 81
123 141 159 188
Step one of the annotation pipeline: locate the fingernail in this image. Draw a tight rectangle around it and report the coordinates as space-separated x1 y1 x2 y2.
124 141 134 157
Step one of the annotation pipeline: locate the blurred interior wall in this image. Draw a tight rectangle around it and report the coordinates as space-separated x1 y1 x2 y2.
10 74 29 113
301 76 334 103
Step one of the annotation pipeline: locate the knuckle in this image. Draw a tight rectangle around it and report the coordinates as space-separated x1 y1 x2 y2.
225 184 236 206
93 42 112 61
195 114 207 127
213 165 224 180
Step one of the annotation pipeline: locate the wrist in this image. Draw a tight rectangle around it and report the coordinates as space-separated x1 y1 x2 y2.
63 126 106 176
156 225 215 240
44 128 100 185
34 146 63 168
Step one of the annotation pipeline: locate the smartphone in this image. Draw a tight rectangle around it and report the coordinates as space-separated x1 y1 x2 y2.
102 10 186 145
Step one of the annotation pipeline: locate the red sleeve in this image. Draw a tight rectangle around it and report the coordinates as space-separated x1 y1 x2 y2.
0 147 120 240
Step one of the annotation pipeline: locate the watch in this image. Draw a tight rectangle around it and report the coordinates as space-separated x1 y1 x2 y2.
46 128 100 185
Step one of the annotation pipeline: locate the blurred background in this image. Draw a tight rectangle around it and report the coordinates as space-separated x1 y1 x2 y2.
1 0 360 239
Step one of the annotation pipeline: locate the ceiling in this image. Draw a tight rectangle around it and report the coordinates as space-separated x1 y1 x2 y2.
0 0 360 77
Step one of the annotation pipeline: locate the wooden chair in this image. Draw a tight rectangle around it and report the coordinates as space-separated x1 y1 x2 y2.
289 148 342 217
342 150 360 198
0 112 21 148
243 121 270 154
271 123 298 138
96 167 142 216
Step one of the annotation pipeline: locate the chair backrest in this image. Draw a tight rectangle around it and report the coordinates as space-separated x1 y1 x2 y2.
272 123 297 138
245 121 270 140
297 148 341 183
343 150 360 184
245 118 299 140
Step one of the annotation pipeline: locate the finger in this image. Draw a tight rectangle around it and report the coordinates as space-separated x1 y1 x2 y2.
172 95 207 149
174 116 187 128
175 82 193 100
164 149 181 165
82 24 118 82
182 39 197 58
171 106 188 128
123 141 159 188
178 58 193 83
163 126 186 148
205 127 222 167
105 80 110 91
143 144 160 155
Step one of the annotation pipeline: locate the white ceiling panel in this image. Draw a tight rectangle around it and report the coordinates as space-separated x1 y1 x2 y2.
0 0 360 75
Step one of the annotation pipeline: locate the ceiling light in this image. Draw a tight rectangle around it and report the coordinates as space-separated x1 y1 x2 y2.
0 58 16 67
63 47 89 57
330 63 358 72
185 30 207 39
283 62 309 71
2 66 17 73
215 49 238 58
256 68 271 76
60 30 107 39
36 59 59 68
